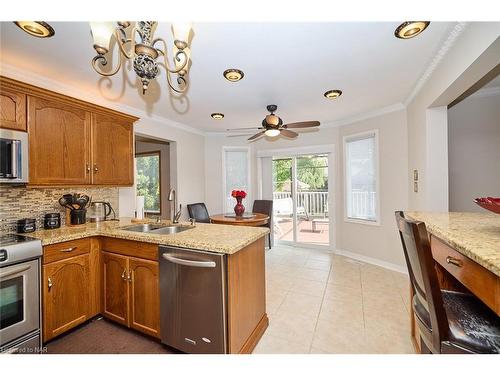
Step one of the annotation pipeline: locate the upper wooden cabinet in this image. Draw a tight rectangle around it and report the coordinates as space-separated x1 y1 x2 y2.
28 96 92 185
91 113 134 185
0 88 26 131
1 76 138 186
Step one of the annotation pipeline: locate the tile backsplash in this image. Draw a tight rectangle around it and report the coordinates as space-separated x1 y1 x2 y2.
0 185 119 233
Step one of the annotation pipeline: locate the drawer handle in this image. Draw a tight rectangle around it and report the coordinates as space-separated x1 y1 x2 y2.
446 256 463 267
59 247 77 253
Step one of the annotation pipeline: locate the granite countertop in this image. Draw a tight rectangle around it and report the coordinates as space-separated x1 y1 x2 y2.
22 218 269 255
405 211 500 277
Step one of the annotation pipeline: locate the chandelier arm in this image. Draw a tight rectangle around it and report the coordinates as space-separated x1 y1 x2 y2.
165 67 187 93
91 53 123 77
115 26 137 59
153 38 189 74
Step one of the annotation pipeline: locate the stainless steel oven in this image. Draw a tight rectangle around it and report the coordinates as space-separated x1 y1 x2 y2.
0 129 29 183
0 235 42 354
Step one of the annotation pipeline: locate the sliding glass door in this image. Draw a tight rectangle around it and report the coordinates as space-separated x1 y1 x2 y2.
272 154 330 247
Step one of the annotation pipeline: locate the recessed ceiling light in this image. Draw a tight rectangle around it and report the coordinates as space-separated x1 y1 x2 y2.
14 21 55 38
223 69 244 82
211 113 224 120
394 21 430 39
324 89 342 100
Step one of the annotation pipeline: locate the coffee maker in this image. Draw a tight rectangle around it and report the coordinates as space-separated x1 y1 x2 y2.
87 201 116 222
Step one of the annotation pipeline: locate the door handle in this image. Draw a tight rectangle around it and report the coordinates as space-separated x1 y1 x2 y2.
0 264 31 279
10 140 20 179
86 164 91 173
162 253 216 268
128 270 132 282
59 246 77 253
121 269 127 280
446 256 463 267
93 164 98 173
48 277 53 290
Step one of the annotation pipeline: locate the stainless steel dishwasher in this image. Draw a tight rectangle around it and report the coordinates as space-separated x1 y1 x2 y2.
159 246 227 354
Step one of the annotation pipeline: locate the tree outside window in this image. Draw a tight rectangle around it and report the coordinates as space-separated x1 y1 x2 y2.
136 152 161 214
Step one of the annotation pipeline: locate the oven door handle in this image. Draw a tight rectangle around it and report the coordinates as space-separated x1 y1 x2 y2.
162 253 216 268
0 264 31 279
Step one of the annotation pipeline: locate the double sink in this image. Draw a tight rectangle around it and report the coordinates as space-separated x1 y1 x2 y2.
120 223 192 235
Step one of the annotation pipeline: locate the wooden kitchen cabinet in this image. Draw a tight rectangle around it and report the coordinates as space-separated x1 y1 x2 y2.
28 96 92 185
43 254 91 341
128 257 160 337
1 76 138 186
0 87 26 131
102 251 129 326
91 113 134 185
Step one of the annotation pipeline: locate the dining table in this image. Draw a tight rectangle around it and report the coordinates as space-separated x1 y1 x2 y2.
210 213 270 227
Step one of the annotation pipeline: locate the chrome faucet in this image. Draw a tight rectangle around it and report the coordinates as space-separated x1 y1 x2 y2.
168 188 182 224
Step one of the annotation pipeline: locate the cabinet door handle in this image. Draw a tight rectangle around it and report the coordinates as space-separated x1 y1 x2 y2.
121 269 127 280
128 271 132 282
48 277 53 290
93 164 98 173
59 247 76 253
86 164 91 173
446 256 463 267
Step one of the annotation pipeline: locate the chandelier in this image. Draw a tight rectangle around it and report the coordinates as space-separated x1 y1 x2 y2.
89 21 192 94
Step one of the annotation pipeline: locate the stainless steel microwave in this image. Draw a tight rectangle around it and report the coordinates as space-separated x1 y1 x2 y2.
0 129 28 183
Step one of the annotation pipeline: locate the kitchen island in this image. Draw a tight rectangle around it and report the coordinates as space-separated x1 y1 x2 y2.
405 211 500 352
25 218 269 354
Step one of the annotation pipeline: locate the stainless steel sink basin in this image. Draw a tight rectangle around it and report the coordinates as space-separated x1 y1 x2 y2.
120 223 192 234
150 226 192 235
120 223 166 232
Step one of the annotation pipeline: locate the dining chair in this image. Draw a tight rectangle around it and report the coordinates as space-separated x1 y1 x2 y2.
252 200 273 249
395 211 500 354
187 203 211 223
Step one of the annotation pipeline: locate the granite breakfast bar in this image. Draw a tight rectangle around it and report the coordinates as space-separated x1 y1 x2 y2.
26 218 269 353
404 211 500 352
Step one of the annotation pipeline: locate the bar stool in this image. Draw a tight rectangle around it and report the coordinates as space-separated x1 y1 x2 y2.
395 211 500 354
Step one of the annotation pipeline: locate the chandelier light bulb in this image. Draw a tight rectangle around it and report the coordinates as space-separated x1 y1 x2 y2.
90 22 115 54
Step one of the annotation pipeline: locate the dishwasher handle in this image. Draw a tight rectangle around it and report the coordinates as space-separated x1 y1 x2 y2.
162 253 216 268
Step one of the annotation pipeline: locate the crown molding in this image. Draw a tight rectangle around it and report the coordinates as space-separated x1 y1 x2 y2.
469 85 500 99
0 62 206 136
404 22 469 106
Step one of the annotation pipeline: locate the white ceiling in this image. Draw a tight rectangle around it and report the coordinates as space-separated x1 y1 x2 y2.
0 22 456 132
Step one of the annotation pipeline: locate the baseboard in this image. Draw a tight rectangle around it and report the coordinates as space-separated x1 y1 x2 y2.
334 248 408 275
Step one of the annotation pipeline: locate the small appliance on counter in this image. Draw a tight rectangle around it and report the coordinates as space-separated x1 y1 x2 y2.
87 201 116 222
16 218 36 233
58 193 91 226
43 213 61 229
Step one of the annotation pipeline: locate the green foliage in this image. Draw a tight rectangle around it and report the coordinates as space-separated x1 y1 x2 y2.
273 156 328 192
136 154 160 212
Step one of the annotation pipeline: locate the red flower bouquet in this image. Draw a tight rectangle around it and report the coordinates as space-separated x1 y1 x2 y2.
231 190 247 216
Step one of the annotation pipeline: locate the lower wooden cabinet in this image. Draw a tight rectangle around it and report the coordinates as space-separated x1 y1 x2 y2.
43 254 91 341
102 251 160 337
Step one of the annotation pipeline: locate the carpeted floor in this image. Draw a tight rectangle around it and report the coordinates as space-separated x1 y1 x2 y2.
45 318 180 354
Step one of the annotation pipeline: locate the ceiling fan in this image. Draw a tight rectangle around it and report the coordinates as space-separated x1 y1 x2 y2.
227 105 320 141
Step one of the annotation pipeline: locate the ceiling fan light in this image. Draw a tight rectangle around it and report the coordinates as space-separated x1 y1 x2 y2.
14 21 55 38
266 114 280 126
394 21 430 39
90 22 116 54
265 129 281 137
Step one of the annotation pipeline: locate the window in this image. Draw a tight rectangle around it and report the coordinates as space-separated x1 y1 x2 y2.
344 131 379 223
223 148 250 213
136 152 161 214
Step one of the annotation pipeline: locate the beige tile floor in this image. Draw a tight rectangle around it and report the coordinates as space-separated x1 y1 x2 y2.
253 244 415 354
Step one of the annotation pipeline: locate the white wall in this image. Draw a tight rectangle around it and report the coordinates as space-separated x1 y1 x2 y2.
448 93 500 212
407 23 500 210
204 109 408 269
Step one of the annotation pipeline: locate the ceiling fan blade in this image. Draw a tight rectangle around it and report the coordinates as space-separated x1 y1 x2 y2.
280 129 299 138
226 127 263 132
248 131 266 141
283 121 320 129
227 133 254 137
